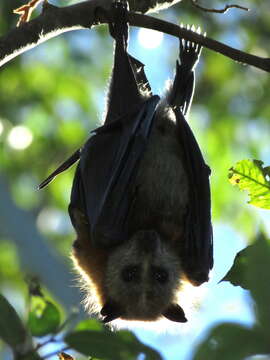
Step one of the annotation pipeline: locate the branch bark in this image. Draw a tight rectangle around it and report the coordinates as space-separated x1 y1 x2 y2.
0 0 269 72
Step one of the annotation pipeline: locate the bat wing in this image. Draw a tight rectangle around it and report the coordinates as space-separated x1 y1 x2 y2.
38 149 81 189
175 107 213 285
70 95 160 247
37 54 151 190
168 37 212 284
128 54 152 96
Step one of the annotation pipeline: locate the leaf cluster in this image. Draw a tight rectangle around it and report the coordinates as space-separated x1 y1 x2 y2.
192 165 270 359
193 232 270 359
0 289 162 360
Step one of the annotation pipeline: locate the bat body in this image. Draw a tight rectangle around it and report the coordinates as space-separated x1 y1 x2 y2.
40 1 213 324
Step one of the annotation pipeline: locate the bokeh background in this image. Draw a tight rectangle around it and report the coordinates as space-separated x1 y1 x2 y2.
0 0 270 359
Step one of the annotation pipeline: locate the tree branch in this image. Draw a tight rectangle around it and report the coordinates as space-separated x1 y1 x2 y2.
13 0 47 26
0 0 269 72
189 0 249 14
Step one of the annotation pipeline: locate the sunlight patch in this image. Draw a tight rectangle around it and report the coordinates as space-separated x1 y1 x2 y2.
138 28 163 49
7 125 33 150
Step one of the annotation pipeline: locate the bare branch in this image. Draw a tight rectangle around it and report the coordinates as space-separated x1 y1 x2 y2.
0 0 269 72
190 0 249 14
131 13 270 72
13 0 47 27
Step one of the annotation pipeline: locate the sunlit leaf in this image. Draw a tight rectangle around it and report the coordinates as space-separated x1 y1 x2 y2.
75 319 103 332
228 159 270 209
28 300 61 337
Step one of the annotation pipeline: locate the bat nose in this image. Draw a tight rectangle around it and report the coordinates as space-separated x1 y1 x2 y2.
137 230 160 254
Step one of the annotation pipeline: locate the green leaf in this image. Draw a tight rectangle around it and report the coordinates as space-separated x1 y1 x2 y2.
228 159 270 209
75 319 103 332
15 353 42 360
117 330 162 360
220 245 253 289
247 233 270 334
28 300 61 337
0 294 28 347
65 330 162 360
221 233 270 334
193 323 269 360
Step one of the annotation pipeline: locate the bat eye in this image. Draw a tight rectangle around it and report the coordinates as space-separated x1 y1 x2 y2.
121 265 140 283
152 267 169 284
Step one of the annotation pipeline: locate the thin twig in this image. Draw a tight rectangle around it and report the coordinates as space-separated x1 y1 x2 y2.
190 0 249 13
34 335 56 351
128 12 270 72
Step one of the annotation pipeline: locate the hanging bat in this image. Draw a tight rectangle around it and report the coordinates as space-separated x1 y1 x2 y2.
39 0 213 324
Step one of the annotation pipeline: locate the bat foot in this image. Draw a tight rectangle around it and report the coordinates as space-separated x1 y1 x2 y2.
109 0 129 43
179 24 203 70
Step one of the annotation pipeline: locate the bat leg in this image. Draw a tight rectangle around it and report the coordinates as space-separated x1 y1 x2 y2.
109 0 129 45
168 26 203 116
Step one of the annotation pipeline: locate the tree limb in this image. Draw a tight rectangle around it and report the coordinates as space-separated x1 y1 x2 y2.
0 0 269 72
13 0 47 26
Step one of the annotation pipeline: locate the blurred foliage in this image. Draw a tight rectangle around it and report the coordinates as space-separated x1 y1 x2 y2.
0 289 162 360
194 232 270 359
0 0 270 359
229 159 270 209
28 299 61 337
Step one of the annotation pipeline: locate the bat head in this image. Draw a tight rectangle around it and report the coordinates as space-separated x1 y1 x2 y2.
101 230 187 323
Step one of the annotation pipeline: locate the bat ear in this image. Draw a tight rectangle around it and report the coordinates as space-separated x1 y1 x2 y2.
162 304 187 323
100 301 123 323
185 268 209 286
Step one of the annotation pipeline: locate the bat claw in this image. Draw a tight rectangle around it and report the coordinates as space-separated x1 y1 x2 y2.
179 24 203 69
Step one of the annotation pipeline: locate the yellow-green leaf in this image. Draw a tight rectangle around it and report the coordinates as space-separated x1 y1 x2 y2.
228 159 270 209
28 300 61 337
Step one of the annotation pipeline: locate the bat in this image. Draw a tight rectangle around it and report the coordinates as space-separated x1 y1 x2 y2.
39 0 213 324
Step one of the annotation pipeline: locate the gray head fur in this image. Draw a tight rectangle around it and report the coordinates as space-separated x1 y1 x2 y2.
103 229 184 321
